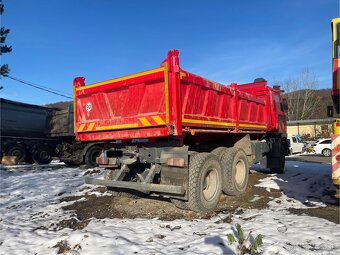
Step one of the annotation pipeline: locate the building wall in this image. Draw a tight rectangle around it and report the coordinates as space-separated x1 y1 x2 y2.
287 123 333 139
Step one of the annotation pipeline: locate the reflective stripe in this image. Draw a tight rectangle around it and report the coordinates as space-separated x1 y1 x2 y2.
139 117 151 126
86 122 95 131
152 116 166 125
78 123 86 132
96 123 139 131
76 67 165 91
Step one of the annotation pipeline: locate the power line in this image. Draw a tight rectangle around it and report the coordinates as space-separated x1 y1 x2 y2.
5 75 73 99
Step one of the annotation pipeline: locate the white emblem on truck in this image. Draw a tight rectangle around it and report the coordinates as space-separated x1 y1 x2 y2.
85 102 92 112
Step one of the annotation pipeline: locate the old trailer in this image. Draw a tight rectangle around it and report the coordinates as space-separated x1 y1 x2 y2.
75 50 288 212
0 98 58 164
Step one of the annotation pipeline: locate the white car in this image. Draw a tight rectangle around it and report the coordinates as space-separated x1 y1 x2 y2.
288 136 304 154
313 138 332 157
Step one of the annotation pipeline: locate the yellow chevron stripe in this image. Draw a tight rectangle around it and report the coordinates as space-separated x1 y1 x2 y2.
86 122 95 131
152 116 166 125
139 117 151 126
77 123 86 132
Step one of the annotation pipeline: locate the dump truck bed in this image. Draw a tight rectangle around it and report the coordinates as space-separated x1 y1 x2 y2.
74 50 277 142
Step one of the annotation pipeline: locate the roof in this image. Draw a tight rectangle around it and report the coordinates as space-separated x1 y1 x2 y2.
287 118 335 125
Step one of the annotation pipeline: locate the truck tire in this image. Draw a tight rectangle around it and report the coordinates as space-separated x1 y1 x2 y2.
170 198 189 210
84 146 102 168
6 144 27 163
188 153 222 212
212 146 227 158
32 145 52 164
270 146 286 174
220 148 249 196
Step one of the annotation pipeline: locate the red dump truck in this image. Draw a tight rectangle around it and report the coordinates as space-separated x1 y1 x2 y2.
74 50 288 212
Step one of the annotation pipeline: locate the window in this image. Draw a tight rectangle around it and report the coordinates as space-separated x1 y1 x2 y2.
320 140 331 144
292 137 297 143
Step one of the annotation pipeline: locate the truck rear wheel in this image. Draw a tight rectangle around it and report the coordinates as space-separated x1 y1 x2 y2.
32 145 52 164
5 144 27 163
84 146 102 168
220 148 249 196
188 153 222 212
212 146 227 158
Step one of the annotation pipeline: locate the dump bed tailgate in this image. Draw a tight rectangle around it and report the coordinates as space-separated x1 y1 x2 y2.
74 67 171 141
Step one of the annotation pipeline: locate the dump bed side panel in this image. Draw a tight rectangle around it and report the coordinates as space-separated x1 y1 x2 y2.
180 72 268 131
74 67 172 141
0 98 53 138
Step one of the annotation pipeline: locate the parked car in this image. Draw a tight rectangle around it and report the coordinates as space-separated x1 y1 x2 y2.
313 138 332 157
288 135 304 154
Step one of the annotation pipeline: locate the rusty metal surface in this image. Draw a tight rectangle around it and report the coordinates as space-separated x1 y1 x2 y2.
84 176 185 195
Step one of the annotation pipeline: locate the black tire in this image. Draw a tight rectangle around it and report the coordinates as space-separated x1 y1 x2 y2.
6 144 27 163
211 146 227 158
322 148 331 157
84 146 102 168
32 145 52 164
104 169 146 199
188 153 222 213
170 198 189 210
270 148 286 174
220 148 249 196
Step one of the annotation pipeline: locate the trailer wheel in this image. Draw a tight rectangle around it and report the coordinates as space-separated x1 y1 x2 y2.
84 146 102 168
32 145 52 164
170 198 189 210
188 153 222 212
220 148 249 196
6 144 27 163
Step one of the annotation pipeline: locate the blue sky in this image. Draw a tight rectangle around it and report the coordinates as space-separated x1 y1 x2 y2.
0 0 338 105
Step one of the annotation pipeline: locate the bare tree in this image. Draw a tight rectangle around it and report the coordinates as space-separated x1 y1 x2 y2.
283 69 321 120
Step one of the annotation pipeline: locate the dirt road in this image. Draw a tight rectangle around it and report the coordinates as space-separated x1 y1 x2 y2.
59 166 339 231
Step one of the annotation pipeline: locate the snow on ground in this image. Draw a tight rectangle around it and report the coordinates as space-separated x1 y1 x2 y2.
254 161 336 209
0 161 339 255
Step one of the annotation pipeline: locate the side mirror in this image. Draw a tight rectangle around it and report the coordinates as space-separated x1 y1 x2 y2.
282 98 288 111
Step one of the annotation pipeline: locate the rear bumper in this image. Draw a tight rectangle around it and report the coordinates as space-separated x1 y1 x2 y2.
84 176 185 195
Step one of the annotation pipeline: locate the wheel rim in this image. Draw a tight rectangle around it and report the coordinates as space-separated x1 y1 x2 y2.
202 168 219 201
324 149 331 157
39 150 49 160
9 146 25 162
235 159 246 186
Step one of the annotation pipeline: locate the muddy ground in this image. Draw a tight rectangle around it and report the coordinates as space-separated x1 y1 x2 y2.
57 170 339 231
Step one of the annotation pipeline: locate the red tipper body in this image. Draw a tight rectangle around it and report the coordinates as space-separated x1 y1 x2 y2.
74 50 285 142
